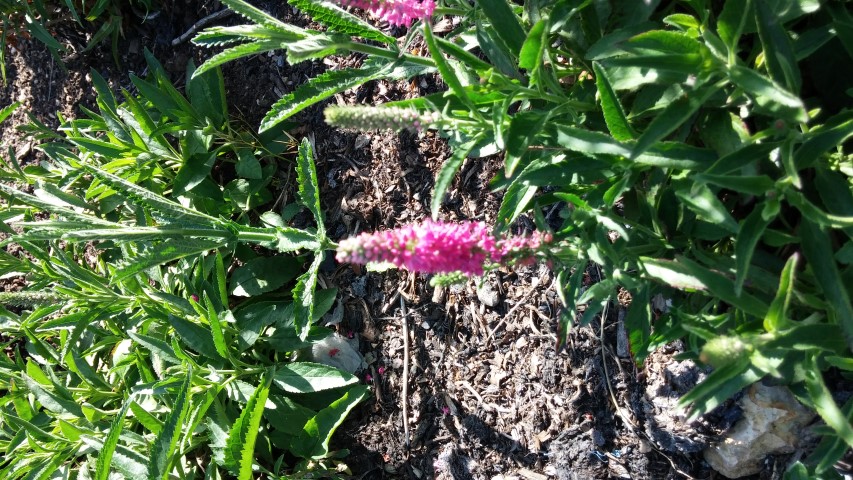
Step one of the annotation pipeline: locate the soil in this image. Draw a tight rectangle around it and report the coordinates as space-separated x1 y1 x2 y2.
0 2 846 479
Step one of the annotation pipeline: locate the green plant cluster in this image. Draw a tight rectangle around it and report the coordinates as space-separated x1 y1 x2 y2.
0 51 367 478
188 0 853 476
0 0 155 84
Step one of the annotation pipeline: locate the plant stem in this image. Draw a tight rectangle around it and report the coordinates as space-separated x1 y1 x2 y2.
346 42 435 68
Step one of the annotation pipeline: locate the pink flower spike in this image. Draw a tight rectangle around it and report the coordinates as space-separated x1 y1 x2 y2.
336 220 549 276
333 0 436 27
441 406 450 415
190 294 199 303
377 366 386 375
366 373 373 383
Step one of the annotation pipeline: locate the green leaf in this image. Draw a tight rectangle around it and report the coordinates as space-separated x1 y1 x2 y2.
187 60 228 128
229 256 303 297
592 62 634 141
226 370 273 479
803 355 853 452
148 367 193 480
82 436 149 479
235 148 263 179
728 65 807 123
734 206 773 295
95 397 134 480
194 40 283 79
114 239 226 283
431 138 479 219
692 173 775 195
288 0 394 44
262 66 384 132
717 0 752 56
423 23 476 113
127 331 182 365
799 218 853 350
476 0 526 55
754 0 801 93
518 19 547 85
673 181 739 233
794 112 853 170
505 111 551 177
0 101 21 125
83 164 220 226
272 361 359 393
22 374 85 419
679 357 763 419
296 138 325 238
631 84 717 159
291 385 369 459
168 315 224 361
293 255 322 341
218 0 295 31
640 257 769 318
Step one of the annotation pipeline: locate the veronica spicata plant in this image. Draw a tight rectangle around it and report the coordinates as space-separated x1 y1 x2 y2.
327 0 853 476
0 56 367 477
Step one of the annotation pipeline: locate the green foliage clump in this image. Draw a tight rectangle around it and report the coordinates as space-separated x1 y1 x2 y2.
0 51 366 478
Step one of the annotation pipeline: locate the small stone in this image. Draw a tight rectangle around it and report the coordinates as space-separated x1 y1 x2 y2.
476 282 500 307
703 382 815 478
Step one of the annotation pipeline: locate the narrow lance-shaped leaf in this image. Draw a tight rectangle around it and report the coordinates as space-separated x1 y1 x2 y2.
631 84 717 159
734 206 773 295
148 366 193 480
95 396 135 480
225 369 273 479
592 62 634 141
803 355 853 452
423 23 476 114
218 0 296 31
297 138 325 238
262 66 384 132
288 0 395 44
193 40 283 79
431 138 479 219
764 253 798 332
799 218 853 350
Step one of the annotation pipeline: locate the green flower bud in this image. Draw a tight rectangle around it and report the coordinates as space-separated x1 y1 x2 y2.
700 336 752 367
324 105 440 132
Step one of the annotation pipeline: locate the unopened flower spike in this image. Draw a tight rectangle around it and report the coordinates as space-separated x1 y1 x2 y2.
324 105 440 132
336 220 551 276
332 0 436 27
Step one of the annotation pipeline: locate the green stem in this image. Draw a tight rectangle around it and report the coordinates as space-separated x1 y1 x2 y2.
346 42 436 68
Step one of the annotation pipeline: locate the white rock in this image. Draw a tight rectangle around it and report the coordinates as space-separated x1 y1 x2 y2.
297 333 365 374
704 383 815 478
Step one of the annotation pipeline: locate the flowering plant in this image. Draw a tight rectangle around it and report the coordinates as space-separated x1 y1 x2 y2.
336 220 549 276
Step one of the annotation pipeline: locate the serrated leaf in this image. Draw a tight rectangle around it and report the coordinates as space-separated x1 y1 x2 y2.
95 398 134 480
293 255 322 340
291 385 369 459
22 374 85 419
148 367 193 480
194 40 282 78
272 361 358 393
82 436 148 480
262 66 384 132
296 138 325 238
218 0 295 31
593 62 634 141
114 239 226 283
225 370 273 479
83 164 220 226
288 0 394 44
